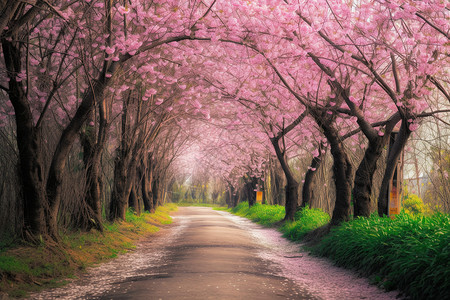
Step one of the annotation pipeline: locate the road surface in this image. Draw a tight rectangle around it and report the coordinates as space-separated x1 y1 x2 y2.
97 207 313 299
30 207 400 300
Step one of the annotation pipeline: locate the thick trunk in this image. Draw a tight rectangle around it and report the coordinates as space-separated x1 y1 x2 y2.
109 156 128 221
140 164 154 212
301 144 325 208
128 185 140 216
2 40 48 240
84 148 103 229
352 113 401 218
110 150 138 221
272 164 285 205
226 183 238 208
320 121 352 225
226 185 233 208
285 179 299 220
244 176 257 207
270 138 299 221
126 157 139 209
353 139 384 218
152 177 159 209
80 128 103 231
378 120 411 216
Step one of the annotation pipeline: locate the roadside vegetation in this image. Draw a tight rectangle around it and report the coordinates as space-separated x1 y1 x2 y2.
0 204 176 298
314 212 450 300
227 201 449 300
227 202 330 240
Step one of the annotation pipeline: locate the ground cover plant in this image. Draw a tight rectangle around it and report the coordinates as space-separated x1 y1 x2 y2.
312 212 450 300
0 205 176 298
229 202 329 233
230 202 285 226
280 206 331 241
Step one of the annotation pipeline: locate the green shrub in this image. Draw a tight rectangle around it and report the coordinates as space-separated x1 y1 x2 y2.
313 212 450 300
403 193 432 215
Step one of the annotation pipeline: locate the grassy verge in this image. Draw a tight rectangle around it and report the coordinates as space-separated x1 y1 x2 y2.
312 212 450 300
0 204 177 298
227 202 450 300
228 202 329 235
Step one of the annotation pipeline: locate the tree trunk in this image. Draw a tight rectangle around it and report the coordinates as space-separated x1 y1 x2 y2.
270 137 299 221
109 155 128 221
80 95 109 230
319 120 352 225
225 184 233 208
80 125 104 231
2 39 49 240
152 176 159 209
352 140 383 217
46 60 118 238
301 143 325 208
128 185 140 216
244 176 257 207
140 162 154 212
272 163 285 205
284 179 299 220
351 112 401 218
378 120 411 216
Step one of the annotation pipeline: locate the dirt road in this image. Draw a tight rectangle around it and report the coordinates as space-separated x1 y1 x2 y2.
30 207 400 300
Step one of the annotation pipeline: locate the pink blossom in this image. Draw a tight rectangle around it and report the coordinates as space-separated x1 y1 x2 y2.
147 88 157 95
117 6 129 14
105 47 115 55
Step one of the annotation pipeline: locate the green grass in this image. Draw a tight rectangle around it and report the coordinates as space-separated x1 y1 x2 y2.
230 202 285 226
0 256 29 275
280 206 330 241
0 204 177 298
312 212 450 300
229 202 328 233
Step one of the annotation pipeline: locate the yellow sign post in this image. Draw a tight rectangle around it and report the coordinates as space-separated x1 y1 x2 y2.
256 191 263 204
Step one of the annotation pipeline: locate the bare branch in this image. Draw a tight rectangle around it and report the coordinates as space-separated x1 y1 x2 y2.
429 76 450 103
390 52 401 93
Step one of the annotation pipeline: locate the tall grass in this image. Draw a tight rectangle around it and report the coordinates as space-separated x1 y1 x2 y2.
313 212 450 300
